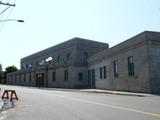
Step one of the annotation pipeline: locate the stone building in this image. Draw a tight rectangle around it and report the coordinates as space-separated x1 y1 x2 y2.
88 31 160 93
7 37 108 88
7 31 160 93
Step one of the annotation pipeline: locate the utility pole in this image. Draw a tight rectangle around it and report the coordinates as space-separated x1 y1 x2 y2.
0 1 15 7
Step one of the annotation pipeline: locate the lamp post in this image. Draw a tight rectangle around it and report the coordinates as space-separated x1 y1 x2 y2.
0 19 24 23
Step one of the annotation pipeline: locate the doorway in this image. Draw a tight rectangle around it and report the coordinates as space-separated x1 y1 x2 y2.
36 73 44 87
88 69 95 88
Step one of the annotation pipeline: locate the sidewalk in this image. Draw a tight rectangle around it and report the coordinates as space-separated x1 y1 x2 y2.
79 89 152 97
0 89 4 111
40 87 152 97
0 98 4 111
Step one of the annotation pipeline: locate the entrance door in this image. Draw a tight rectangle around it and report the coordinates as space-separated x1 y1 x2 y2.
36 73 44 87
91 69 95 88
88 69 96 88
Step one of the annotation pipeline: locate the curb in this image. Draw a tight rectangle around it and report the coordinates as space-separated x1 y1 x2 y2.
79 89 152 97
39 87 150 97
82 90 145 97
0 99 4 111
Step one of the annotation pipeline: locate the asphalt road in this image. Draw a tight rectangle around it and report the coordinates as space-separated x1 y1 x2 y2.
0 85 160 120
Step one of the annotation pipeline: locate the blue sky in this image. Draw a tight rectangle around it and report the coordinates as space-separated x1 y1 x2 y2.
0 0 160 69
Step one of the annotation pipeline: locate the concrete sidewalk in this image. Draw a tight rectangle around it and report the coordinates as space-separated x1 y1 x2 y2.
0 99 4 111
39 87 153 97
79 89 152 97
0 90 4 111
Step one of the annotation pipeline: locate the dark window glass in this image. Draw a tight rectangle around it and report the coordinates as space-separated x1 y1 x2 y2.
19 74 21 83
103 66 107 79
29 73 32 83
15 75 17 83
78 72 83 81
88 70 91 85
67 53 70 61
128 56 134 76
100 67 103 79
83 52 88 60
24 74 26 83
91 69 95 87
64 70 68 81
57 56 60 63
52 72 56 81
113 60 119 77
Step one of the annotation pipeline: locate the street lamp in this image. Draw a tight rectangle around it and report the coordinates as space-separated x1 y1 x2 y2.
0 19 24 23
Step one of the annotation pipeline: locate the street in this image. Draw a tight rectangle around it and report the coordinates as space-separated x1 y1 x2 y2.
0 85 160 120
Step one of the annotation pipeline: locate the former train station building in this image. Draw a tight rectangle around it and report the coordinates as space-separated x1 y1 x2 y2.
7 31 160 93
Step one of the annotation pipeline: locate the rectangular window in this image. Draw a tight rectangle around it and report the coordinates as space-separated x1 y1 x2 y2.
100 67 103 79
103 66 107 79
83 52 88 60
57 56 60 63
19 74 21 83
91 69 95 87
67 53 70 61
88 70 91 84
15 75 17 83
52 72 56 81
29 73 32 83
11 75 13 81
128 56 134 76
78 72 83 81
113 60 119 77
64 70 68 81
24 74 26 83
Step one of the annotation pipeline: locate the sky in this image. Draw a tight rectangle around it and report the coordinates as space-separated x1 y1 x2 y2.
0 0 160 70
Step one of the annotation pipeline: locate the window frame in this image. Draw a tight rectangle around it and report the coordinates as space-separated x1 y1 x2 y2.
52 72 56 81
103 66 107 79
128 56 135 76
64 70 68 81
78 72 83 81
100 67 103 79
113 60 119 77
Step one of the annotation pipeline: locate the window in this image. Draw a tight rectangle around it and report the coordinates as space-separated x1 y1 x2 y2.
88 70 91 82
100 67 103 79
19 74 21 83
78 72 83 81
11 75 13 81
29 73 32 83
15 75 17 83
67 53 70 61
128 56 134 76
57 56 60 63
83 52 88 60
113 60 119 77
52 72 56 81
64 70 68 81
103 66 107 79
24 74 26 83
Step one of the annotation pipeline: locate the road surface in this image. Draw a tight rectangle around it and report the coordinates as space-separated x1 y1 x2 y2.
0 85 160 120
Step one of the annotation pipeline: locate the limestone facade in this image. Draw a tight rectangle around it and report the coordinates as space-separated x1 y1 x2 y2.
7 31 160 93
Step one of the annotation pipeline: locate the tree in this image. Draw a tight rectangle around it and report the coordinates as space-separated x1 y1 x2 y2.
0 64 2 73
5 65 18 73
3 65 19 83
0 64 3 83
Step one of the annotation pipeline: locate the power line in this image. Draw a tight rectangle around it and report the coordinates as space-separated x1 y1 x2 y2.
0 1 15 7
0 6 10 15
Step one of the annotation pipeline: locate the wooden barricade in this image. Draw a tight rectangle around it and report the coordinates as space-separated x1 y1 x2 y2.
1 90 18 101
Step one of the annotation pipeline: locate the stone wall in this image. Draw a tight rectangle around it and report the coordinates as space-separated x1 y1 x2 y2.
7 37 108 88
87 31 152 93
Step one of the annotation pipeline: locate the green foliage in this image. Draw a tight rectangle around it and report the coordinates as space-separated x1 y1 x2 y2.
2 65 19 82
5 65 18 73
0 64 2 73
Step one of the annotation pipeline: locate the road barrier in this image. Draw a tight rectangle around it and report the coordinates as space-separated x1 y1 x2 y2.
1 90 18 101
